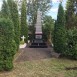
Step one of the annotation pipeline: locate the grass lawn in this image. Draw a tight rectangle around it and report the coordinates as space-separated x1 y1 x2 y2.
0 58 77 77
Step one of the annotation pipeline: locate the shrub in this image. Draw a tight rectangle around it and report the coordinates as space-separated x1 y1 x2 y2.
64 28 77 59
0 18 16 71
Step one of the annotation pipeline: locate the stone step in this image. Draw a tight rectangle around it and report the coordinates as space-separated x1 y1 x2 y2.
29 45 48 48
29 43 48 48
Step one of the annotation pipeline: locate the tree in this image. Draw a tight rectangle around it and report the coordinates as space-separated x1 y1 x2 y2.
15 0 51 40
42 16 54 43
53 3 66 53
65 0 77 29
21 0 28 42
0 18 16 71
7 0 20 50
1 0 11 18
27 0 51 24
74 0 77 27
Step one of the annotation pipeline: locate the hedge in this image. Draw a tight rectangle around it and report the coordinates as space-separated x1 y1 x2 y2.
64 28 77 59
0 18 16 71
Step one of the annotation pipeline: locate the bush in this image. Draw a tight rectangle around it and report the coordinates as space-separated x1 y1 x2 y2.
0 18 16 71
64 28 77 59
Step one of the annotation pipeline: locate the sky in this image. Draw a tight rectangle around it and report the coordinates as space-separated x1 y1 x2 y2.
0 0 2 9
0 0 67 20
47 0 67 19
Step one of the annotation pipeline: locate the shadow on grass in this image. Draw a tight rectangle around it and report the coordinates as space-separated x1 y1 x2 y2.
58 54 77 61
65 67 77 70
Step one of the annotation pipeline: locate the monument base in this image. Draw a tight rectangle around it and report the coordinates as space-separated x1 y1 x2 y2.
29 34 48 48
29 40 47 48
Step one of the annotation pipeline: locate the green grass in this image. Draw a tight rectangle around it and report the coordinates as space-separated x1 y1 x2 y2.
0 58 77 77
20 40 25 44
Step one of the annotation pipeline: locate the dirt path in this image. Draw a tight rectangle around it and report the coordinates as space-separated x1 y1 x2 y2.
15 48 53 62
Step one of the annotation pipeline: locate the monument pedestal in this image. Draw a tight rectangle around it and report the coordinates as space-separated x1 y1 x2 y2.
30 34 47 48
29 40 47 48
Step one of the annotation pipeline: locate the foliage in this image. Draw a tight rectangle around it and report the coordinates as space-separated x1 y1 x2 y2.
7 0 20 50
0 18 16 71
64 28 77 59
27 0 51 24
21 0 28 43
65 0 77 29
53 3 66 53
42 16 54 42
27 0 51 39
1 0 11 18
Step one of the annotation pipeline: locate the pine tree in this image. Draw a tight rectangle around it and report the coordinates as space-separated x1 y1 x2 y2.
21 0 28 43
7 0 20 50
53 3 66 53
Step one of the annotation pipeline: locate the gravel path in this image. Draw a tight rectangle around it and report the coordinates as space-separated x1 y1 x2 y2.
15 48 53 62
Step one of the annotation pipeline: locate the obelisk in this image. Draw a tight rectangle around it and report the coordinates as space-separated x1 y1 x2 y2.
29 10 48 47
35 10 42 39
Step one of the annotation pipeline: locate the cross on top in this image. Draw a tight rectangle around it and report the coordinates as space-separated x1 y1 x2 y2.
21 35 25 42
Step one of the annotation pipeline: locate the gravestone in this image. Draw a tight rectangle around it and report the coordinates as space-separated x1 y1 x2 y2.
21 35 25 42
29 10 47 48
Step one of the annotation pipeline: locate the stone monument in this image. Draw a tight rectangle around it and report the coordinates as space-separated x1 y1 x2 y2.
35 10 42 40
29 10 47 48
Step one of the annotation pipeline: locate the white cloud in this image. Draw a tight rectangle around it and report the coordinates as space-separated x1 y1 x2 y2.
52 0 66 3
52 0 60 3
50 8 58 12
0 2 2 10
